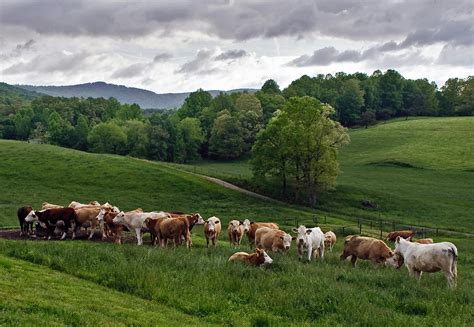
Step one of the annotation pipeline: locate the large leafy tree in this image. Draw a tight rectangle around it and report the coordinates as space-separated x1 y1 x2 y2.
178 117 204 162
209 110 244 159
335 79 365 126
178 89 212 119
87 122 127 154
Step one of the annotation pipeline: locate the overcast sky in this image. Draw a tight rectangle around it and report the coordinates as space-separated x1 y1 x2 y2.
0 0 473 93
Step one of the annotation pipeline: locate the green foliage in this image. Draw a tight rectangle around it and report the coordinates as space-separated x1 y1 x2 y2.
178 117 204 162
178 89 212 119
260 79 281 95
116 103 143 121
124 120 149 158
87 122 127 154
335 79 365 125
209 110 245 159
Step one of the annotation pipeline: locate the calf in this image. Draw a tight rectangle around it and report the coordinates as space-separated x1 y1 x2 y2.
242 219 279 246
227 220 244 247
204 216 221 247
17 206 33 236
386 230 414 242
228 248 273 266
324 231 337 252
293 225 325 261
395 237 458 289
341 235 398 267
255 227 294 252
25 208 76 240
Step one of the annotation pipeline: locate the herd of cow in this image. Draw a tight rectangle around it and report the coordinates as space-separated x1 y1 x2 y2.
16 201 458 289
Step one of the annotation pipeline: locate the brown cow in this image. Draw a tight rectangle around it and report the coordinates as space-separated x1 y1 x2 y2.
146 217 189 248
168 212 204 247
255 227 294 252
24 208 76 240
414 238 434 244
227 220 244 247
228 248 273 266
95 209 123 244
144 217 166 246
204 216 221 247
17 206 33 236
341 235 400 267
242 219 279 246
386 230 414 242
324 231 337 252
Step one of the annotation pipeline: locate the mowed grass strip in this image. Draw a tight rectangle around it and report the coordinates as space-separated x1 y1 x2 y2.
0 254 214 326
1 236 473 326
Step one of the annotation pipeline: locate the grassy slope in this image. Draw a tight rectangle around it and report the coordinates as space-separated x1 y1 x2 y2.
174 117 474 232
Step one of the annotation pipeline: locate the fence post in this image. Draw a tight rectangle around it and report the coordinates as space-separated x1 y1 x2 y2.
359 223 362 235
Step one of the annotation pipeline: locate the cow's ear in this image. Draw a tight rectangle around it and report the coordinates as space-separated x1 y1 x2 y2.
292 228 298 233
306 229 312 234
215 221 220 224
396 236 401 243
250 222 254 225
239 221 243 224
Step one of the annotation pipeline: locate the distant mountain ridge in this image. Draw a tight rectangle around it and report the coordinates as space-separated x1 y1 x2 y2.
17 82 257 109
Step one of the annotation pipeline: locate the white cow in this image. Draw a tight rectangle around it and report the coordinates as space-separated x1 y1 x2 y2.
292 225 325 261
394 237 458 289
112 210 169 245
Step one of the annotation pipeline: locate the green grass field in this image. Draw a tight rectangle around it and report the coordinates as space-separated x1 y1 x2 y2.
0 117 473 325
175 117 474 232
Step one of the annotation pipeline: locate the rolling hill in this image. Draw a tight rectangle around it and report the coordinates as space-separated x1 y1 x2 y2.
16 82 257 109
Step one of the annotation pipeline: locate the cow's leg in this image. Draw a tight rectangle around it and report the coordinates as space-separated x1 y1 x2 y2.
307 247 313 261
340 251 349 261
135 228 142 245
350 256 357 267
206 237 209 248
444 271 455 289
319 245 325 261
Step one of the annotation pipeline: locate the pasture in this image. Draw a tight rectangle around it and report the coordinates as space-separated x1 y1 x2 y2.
0 120 473 325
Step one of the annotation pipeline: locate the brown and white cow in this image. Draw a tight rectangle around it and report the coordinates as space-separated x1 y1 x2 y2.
242 219 279 247
95 208 123 243
42 202 63 210
386 230 414 242
228 248 273 266
255 227 294 252
227 220 244 247
17 206 33 236
25 208 77 240
395 237 458 289
324 231 337 252
341 235 399 267
204 216 221 247
113 209 168 245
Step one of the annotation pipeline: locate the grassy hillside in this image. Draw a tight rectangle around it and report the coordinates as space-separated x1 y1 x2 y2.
0 138 472 325
174 117 474 232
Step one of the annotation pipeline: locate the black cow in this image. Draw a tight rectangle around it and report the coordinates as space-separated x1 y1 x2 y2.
17 206 34 236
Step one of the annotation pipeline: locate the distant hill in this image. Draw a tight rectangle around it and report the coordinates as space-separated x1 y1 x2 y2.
0 82 44 103
16 82 257 109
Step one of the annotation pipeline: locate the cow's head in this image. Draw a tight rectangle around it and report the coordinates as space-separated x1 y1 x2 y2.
112 206 120 213
242 219 252 233
228 220 241 233
206 218 220 232
112 211 125 224
385 252 404 269
54 220 65 236
292 225 311 247
279 232 294 251
256 248 273 265
96 208 107 222
193 213 205 225
394 236 410 256
25 210 38 223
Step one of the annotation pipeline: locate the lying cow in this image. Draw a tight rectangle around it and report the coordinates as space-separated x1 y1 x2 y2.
255 227 294 252
113 209 169 245
228 248 273 266
341 235 399 268
42 202 63 210
17 206 33 236
394 237 458 289
386 230 414 242
293 225 325 261
414 238 434 244
25 208 77 240
242 219 279 247
227 220 244 247
324 231 337 252
204 216 221 247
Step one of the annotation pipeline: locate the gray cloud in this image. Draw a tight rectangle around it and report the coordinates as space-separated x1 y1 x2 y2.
290 47 364 66
176 49 215 74
111 63 148 79
215 49 248 61
437 44 474 66
153 53 172 62
0 39 36 60
16 39 35 51
2 51 89 74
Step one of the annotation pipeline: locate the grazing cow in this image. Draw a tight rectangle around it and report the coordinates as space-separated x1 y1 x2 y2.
17 206 33 236
242 219 279 246
324 231 337 252
204 216 221 247
255 227 294 252
42 202 63 210
394 237 458 289
227 220 244 247
386 230 414 242
414 238 434 244
341 235 399 267
24 208 76 240
292 225 325 261
228 248 273 266
113 209 168 245
96 209 123 243
145 217 189 248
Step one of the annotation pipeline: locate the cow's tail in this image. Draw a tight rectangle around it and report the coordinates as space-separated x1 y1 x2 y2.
449 245 458 280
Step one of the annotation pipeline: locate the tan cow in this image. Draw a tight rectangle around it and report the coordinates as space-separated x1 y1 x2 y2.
255 227 294 252
386 230 414 242
73 206 103 239
414 238 434 244
42 202 63 210
204 216 221 247
242 219 279 246
145 217 189 248
228 248 273 266
324 231 337 252
68 201 101 209
341 235 399 267
227 220 244 247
